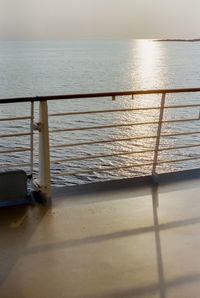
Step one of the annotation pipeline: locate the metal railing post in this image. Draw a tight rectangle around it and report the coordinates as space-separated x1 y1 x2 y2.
29 101 35 194
38 100 51 203
30 101 34 177
152 93 166 178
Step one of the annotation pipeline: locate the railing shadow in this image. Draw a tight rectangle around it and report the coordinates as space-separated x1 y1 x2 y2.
0 204 50 288
92 185 200 298
3 185 200 297
151 184 166 298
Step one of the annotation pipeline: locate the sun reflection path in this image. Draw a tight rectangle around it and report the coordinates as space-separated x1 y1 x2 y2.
135 39 163 89
108 40 168 177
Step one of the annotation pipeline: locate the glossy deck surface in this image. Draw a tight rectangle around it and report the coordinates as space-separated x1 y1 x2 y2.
1 178 200 298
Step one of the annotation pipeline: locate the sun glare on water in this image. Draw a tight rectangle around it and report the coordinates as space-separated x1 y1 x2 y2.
135 39 163 89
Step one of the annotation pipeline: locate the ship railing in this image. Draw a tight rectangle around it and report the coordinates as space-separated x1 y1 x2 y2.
0 102 34 175
1 88 200 204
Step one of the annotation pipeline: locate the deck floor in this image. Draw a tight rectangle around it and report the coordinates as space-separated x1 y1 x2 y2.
1 178 200 297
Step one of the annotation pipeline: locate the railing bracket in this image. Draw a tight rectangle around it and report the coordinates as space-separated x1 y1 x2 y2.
33 122 43 131
30 179 51 205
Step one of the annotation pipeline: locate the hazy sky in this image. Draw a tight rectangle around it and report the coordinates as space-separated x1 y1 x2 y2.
0 0 200 39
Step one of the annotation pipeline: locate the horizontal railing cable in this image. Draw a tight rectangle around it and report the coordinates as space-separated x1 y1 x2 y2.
48 104 200 117
0 132 32 138
0 116 31 121
50 136 158 148
51 156 200 177
51 149 155 164
0 148 32 154
50 144 200 164
49 107 160 117
50 131 200 149
49 118 200 133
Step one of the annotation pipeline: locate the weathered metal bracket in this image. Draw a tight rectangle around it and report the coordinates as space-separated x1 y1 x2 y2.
30 178 50 205
33 122 43 132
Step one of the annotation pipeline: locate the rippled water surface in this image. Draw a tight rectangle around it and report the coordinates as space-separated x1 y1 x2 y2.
1 40 200 186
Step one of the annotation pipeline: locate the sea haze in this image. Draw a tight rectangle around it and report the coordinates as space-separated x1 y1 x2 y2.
1 40 200 186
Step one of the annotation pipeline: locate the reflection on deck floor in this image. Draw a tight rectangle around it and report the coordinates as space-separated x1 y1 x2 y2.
1 178 200 298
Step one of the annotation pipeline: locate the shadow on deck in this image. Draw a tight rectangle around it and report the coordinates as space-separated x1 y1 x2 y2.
1 171 200 297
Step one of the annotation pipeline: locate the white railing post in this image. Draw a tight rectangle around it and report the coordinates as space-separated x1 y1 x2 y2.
38 100 51 203
152 93 166 179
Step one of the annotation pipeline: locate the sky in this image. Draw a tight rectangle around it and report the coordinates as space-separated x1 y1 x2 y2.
0 0 200 40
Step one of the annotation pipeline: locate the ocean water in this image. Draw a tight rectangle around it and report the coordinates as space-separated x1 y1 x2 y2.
1 40 200 186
